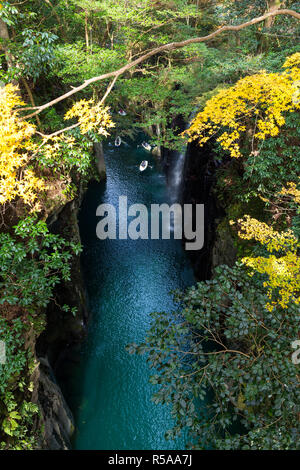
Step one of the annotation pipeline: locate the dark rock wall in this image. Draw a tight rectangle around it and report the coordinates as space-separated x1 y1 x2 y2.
182 139 238 279
182 140 220 280
35 358 74 450
35 191 88 449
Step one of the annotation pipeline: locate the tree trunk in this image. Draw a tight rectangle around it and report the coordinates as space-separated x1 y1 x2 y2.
21 77 43 129
0 18 20 89
258 0 282 52
0 18 13 68
235 31 241 47
84 10 89 52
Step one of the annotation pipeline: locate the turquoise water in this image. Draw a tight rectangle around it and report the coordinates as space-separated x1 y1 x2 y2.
62 140 195 450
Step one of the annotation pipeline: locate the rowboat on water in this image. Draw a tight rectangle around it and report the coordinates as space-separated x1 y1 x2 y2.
115 136 122 147
141 141 151 152
139 160 148 172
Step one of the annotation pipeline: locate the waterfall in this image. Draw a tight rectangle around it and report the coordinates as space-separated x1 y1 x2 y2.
168 147 187 204
166 145 188 235
167 111 197 205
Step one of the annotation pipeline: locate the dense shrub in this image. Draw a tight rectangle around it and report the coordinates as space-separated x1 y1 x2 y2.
129 264 300 449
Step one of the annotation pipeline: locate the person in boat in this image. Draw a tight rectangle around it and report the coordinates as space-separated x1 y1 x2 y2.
139 160 148 171
141 141 151 151
115 136 122 146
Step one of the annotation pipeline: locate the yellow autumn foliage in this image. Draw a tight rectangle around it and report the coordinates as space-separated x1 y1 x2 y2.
64 99 115 135
238 215 298 252
0 86 116 211
0 84 45 209
238 215 300 311
187 53 300 158
279 181 300 204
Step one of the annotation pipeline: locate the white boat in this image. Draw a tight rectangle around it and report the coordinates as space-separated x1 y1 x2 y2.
139 160 148 172
115 136 122 147
141 141 151 152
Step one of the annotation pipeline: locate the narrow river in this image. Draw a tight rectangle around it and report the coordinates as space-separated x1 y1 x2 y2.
60 139 195 450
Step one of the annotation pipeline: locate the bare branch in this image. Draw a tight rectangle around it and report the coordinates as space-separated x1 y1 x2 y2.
35 123 80 139
99 74 118 105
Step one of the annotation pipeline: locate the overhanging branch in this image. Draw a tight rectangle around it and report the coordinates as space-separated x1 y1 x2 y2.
20 9 300 120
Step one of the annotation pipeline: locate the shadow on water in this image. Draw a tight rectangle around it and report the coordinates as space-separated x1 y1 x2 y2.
58 139 196 450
